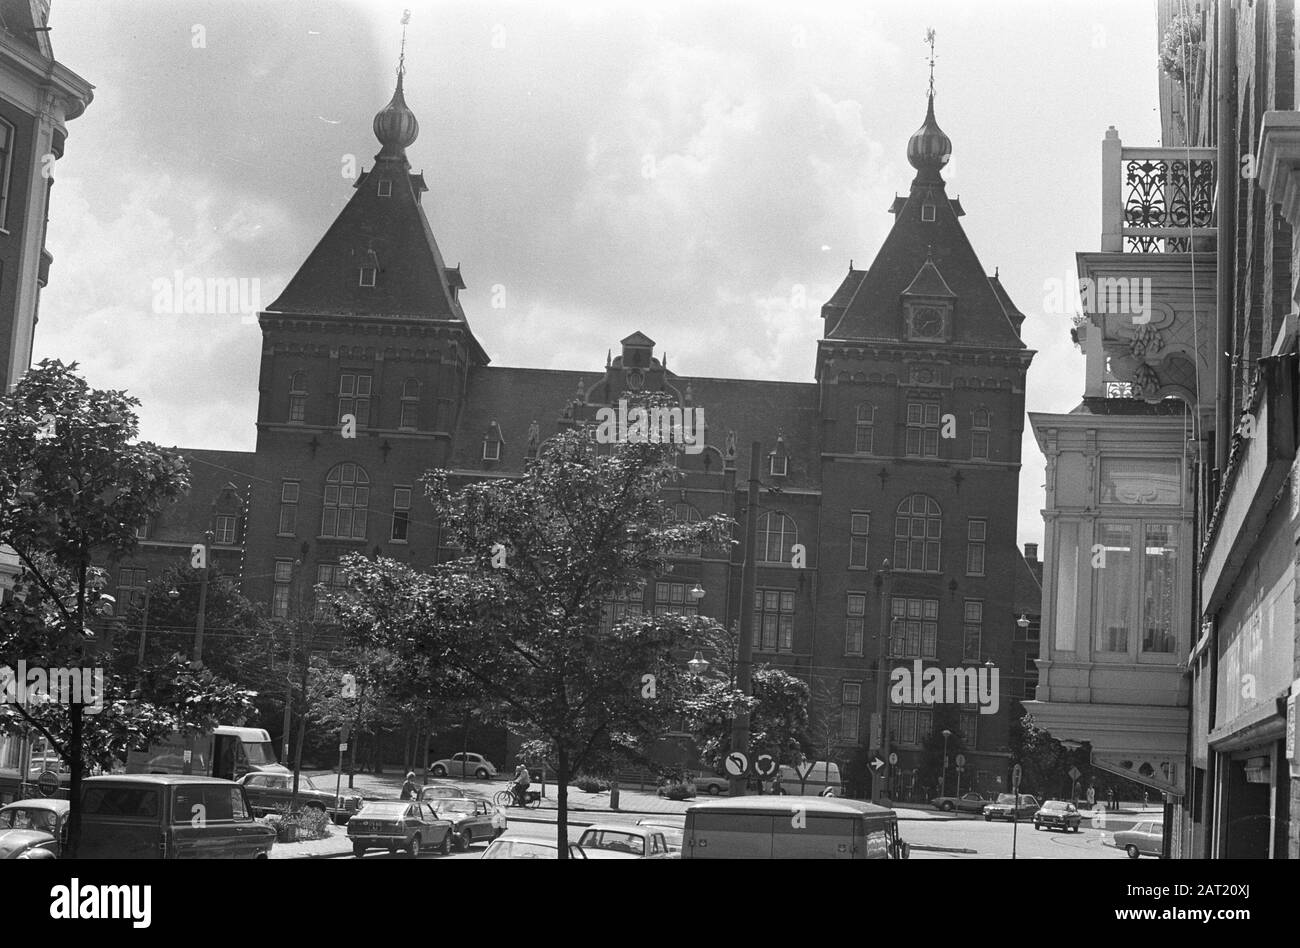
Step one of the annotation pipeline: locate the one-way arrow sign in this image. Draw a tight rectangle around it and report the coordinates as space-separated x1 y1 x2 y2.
870 757 885 772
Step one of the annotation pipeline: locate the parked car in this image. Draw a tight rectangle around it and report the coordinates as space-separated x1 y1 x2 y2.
930 792 990 813
983 794 1039 822
236 772 363 822
431 798 503 851
681 796 910 859
637 817 684 853
694 772 730 795
771 762 842 797
576 823 674 858
1113 820 1164 858
348 800 452 857
78 774 275 859
482 838 589 859
429 753 497 780
0 798 69 859
1033 800 1082 832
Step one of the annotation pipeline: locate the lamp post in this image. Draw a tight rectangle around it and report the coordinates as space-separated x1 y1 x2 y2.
729 442 761 796
940 728 952 798
193 530 214 667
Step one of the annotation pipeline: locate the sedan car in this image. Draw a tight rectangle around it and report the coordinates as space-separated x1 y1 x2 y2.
482 838 589 859
694 772 730 795
432 798 504 850
347 800 453 857
576 823 674 858
984 794 1040 822
237 773 363 823
1033 799 1082 832
1113 820 1164 859
0 799 68 859
637 818 683 853
930 792 990 813
429 753 497 780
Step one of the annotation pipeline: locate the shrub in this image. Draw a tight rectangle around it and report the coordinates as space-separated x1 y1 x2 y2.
269 803 333 841
572 775 610 793
662 781 695 801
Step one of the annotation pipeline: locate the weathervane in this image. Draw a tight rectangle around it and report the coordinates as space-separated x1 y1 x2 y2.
925 27 935 98
399 9 411 77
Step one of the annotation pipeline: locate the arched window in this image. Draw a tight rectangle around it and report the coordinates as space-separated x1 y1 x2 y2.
400 378 419 429
670 502 702 556
756 512 797 563
288 372 307 424
855 403 874 454
321 463 370 539
893 494 941 572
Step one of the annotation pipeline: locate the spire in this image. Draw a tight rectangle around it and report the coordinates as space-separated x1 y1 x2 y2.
374 10 419 159
906 28 951 184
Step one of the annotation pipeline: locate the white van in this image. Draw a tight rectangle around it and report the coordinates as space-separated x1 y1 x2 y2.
773 762 842 797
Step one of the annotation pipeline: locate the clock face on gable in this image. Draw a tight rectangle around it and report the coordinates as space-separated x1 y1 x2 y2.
907 304 948 341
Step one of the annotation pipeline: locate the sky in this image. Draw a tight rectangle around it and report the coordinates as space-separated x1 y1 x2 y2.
35 0 1164 548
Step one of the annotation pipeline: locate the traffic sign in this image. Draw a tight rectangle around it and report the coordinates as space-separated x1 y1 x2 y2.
754 754 777 778
888 752 898 766
1068 765 1082 781
723 752 749 778
794 761 814 781
36 770 60 797
338 743 348 753
955 753 966 768
870 757 885 772
1011 763 1023 789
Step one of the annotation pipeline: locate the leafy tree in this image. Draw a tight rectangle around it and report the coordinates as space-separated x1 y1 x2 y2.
692 665 812 778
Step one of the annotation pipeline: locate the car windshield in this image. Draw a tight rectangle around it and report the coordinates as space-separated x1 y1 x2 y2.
243 742 277 765
995 794 1025 804
581 830 645 855
421 787 463 798
0 806 58 832
358 802 409 818
438 801 477 816
1043 801 1068 811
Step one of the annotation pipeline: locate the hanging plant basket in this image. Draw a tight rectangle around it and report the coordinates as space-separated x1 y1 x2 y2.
1159 13 1204 87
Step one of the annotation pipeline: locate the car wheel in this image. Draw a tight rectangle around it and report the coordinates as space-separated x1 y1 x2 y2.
1126 844 1140 859
942 802 954 812
475 768 490 779
439 832 451 856
432 765 447 778
457 830 472 852
707 784 721 795
408 835 421 858
352 842 367 858
984 814 992 822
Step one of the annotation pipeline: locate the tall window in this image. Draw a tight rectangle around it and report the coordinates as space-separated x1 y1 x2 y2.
849 513 870 568
963 600 983 661
905 401 940 457
855 404 874 454
888 708 933 747
288 372 307 424
1142 524 1178 653
753 588 794 651
214 515 237 545
391 487 411 542
338 374 372 426
314 564 348 620
971 408 990 460
891 597 938 658
845 594 866 656
670 503 702 556
756 512 797 564
278 481 299 535
399 378 419 429
321 463 369 539
966 519 986 575
840 683 861 742
272 559 293 618
959 713 978 747
600 589 644 633
654 582 699 616
0 119 13 229
118 567 147 606
1095 522 1134 652
893 494 941 572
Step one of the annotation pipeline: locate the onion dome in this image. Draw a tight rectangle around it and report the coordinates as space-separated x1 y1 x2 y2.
906 93 952 181
373 72 419 158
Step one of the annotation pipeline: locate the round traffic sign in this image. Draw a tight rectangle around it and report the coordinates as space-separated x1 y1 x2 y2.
955 753 966 768
754 754 777 778
888 752 898 766
723 752 749 778
36 770 60 797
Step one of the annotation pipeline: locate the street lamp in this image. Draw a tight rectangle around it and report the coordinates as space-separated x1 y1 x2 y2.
1016 614 1030 631
940 728 953 798
689 583 705 602
687 651 710 676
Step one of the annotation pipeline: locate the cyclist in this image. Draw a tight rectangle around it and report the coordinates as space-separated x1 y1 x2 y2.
511 764 531 806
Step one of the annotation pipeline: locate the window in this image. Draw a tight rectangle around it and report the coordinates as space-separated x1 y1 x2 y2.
1141 524 1178 654
654 581 700 616
278 481 299 535
893 494 941 572
0 119 12 229
770 453 787 477
1024 653 1038 675
338 374 372 426
214 515 236 545
849 513 870 568
753 588 795 651
1021 678 1036 700
377 179 392 197
845 594 866 655
959 713 978 747
855 404 874 454
359 267 376 287
840 683 861 742
482 440 500 461
670 503 702 556
905 401 940 457
391 487 411 542
599 589 643 633
921 204 936 222
118 567 147 606
315 563 349 620
888 708 933 747
966 519 986 575
272 559 293 619
135 521 151 540
288 372 307 424
1095 522 1134 652
756 512 797 564
399 378 419 429
963 600 983 661
321 463 370 539
891 597 938 658
971 408 990 460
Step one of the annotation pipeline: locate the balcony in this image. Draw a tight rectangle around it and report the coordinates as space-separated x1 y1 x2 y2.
1101 128 1216 253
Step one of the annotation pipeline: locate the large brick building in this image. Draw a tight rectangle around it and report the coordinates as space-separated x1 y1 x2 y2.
112 67 1035 794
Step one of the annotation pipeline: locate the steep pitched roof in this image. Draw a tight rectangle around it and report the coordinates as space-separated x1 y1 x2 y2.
901 257 956 298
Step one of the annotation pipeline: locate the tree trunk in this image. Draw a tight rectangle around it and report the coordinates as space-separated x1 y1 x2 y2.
66 701 83 858
557 746 569 859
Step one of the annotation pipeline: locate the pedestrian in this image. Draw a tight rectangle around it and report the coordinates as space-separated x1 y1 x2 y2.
400 770 416 800
1086 784 1095 807
1143 789 1149 808
1108 787 1117 811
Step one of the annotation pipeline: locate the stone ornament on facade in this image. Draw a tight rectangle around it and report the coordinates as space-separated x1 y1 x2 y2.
1129 323 1163 360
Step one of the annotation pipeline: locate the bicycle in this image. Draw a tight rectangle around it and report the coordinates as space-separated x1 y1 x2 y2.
494 786 542 809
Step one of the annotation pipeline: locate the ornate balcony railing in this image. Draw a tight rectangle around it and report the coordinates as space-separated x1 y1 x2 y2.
1101 128 1216 253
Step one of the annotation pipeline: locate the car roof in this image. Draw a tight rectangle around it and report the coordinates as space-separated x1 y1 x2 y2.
686 796 895 817
1 798 71 812
580 823 652 834
84 775 236 786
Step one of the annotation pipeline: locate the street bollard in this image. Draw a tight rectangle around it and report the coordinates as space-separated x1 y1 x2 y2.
610 780 620 810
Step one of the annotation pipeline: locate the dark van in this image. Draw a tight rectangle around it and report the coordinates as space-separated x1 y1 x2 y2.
79 775 275 859
681 795 910 859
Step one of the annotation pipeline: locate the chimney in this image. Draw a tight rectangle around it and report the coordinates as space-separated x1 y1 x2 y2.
1023 543 1038 562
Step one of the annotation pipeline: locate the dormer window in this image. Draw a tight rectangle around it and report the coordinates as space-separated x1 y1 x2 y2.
359 267 376 287
377 179 392 198
921 204 936 222
483 440 500 461
770 455 787 477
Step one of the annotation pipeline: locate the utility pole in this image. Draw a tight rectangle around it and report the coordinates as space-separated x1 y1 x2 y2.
193 530 213 666
729 441 761 796
872 559 893 805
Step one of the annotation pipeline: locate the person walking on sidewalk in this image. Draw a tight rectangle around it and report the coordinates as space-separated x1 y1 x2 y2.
400 771 417 800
